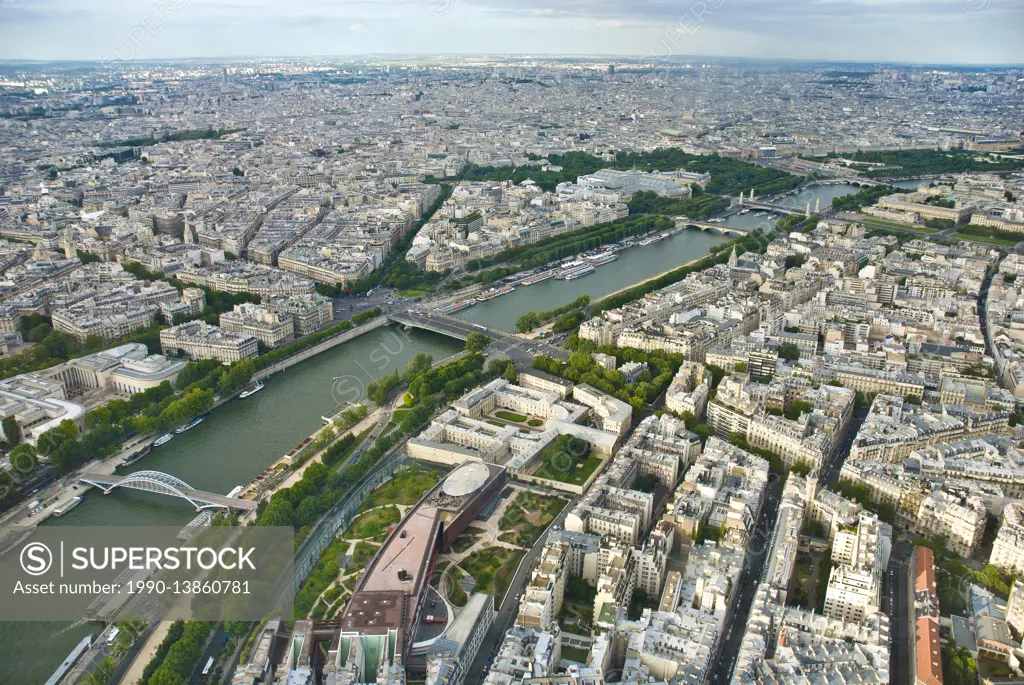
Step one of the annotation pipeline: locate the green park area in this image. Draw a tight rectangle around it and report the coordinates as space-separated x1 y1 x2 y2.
861 218 937 233
559 577 596 634
495 410 529 423
953 232 1019 247
450 525 487 554
951 224 1023 248
358 463 439 511
395 286 432 299
531 435 603 486
561 646 591 663
344 505 401 540
460 546 526 608
498 491 568 546
349 540 379 573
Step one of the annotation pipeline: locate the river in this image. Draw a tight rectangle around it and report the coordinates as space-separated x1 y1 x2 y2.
0 326 461 685
454 229 730 330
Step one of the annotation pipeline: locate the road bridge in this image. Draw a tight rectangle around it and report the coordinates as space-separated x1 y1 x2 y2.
738 201 806 215
78 470 257 512
390 311 569 363
674 218 749 235
388 311 511 341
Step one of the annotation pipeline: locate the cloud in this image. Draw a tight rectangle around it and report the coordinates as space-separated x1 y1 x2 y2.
349 22 364 32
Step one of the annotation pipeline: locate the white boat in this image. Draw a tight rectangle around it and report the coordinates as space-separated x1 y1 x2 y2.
45 635 93 685
476 285 515 302
563 264 596 280
587 253 619 267
739 208 750 215
174 417 205 434
153 433 173 447
239 381 264 399
52 496 82 517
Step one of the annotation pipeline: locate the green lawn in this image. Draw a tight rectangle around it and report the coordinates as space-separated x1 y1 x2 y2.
534 455 604 486
460 546 523 606
396 287 432 298
495 410 528 423
860 217 937 232
527 419 544 427
349 541 379 572
953 232 1020 247
451 531 480 554
497 492 567 546
344 506 401 539
358 464 439 512
561 646 591 663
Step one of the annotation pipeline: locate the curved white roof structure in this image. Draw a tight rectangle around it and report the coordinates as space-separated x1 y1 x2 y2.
442 461 490 497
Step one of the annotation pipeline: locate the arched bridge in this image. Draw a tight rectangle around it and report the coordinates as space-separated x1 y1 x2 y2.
78 470 257 512
675 219 749 236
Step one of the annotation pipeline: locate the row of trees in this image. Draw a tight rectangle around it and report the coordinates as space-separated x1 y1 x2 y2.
626 190 730 219
533 347 684 412
821 148 1024 178
552 311 584 334
515 295 590 333
830 184 907 212
367 370 402 405
142 620 213 685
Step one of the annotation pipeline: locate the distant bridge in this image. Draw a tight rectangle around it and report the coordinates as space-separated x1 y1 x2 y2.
675 219 749 235
806 178 882 187
78 470 257 512
737 201 805 215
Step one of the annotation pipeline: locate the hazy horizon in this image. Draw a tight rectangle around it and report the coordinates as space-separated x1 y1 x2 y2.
1 0 1022 66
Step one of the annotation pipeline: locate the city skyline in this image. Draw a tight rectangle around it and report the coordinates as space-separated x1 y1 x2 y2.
1 0 1023 65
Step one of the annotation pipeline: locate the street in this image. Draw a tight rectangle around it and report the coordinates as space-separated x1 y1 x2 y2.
888 541 914 685
709 475 785 685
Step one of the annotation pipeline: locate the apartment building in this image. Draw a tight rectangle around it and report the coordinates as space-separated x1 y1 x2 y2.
517 541 568 631
823 515 890 625
220 302 295 349
159 320 259 363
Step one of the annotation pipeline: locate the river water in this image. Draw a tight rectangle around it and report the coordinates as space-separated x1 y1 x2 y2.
0 327 461 685
455 229 730 330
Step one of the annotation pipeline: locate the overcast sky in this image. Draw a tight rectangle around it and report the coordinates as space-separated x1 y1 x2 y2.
0 0 1022 65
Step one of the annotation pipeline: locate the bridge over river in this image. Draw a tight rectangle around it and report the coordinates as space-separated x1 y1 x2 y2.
78 470 257 512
